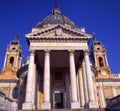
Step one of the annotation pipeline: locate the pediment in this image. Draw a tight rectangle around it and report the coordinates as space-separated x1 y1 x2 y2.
26 24 92 39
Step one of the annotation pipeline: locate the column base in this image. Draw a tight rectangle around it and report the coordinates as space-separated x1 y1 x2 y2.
22 102 35 109
71 102 80 109
84 103 89 108
89 100 99 108
41 102 51 109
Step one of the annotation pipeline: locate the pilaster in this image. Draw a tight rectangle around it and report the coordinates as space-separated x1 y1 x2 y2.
112 86 117 97
98 84 106 108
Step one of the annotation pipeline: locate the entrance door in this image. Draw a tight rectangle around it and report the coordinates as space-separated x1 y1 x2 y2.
54 92 64 109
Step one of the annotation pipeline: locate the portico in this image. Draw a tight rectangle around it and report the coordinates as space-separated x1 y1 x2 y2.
22 38 98 109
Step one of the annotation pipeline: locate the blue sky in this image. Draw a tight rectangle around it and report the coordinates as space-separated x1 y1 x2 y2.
0 0 120 73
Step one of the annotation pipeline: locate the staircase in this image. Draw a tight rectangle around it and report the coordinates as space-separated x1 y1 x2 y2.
18 108 109 111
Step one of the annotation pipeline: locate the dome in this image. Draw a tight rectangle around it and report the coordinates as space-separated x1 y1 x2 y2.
35 5 77 28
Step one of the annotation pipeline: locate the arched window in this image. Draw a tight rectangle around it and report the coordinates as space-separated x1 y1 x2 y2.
98 57 104 67
10 57 14 67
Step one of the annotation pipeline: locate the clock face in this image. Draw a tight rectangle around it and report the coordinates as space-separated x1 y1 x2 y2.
101 71 107 76
55 28 62 36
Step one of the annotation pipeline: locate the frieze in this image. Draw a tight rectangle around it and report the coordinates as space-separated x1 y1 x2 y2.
29 42 88 51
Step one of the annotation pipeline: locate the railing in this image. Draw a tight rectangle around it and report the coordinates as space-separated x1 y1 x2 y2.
0 91 17 111
112 73 120 79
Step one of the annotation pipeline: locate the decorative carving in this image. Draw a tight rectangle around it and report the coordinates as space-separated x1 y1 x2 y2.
26 24 91 40
55 28 62 36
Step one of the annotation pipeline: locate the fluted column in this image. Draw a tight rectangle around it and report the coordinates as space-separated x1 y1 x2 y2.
69 50 80 109
84 50 98 108
41 50 51 109
22 50 35 109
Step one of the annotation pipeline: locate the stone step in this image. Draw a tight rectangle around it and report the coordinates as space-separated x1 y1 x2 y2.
17 108 109 111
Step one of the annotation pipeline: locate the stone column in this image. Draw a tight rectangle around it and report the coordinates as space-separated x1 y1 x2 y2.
69 51 80 109
112 86 117 97
22 50 35 109
84 50 98 108
94 54 97 67
105 54 109 67
65 73 71 108
32 64 36 109
41 50 51 109
19 57 22 68
3 55 7 67
16 54 19 68
82 60 89 107
36 70 40 109
78 68 85 108
99 85 106 108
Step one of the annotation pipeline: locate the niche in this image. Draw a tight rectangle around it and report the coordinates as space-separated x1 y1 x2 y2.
98 57 104 67
10 57 14 67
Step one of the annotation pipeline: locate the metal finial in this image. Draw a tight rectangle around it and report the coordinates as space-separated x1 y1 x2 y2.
55 3 59 9
52 3 61 15
15 33 19 41
93 32 97 41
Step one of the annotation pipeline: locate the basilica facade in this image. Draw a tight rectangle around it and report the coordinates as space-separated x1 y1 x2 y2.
0 6 120 110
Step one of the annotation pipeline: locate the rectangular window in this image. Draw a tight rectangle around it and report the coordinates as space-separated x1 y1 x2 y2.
117 89 120 95
104 89 110 98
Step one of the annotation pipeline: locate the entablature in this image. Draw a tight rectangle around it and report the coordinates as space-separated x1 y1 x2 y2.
29 42 88 51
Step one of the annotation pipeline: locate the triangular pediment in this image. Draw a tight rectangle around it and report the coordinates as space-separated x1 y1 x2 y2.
26 24 92 40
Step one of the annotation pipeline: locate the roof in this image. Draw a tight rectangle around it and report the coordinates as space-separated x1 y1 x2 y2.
10 34 20 45
35 5 77 29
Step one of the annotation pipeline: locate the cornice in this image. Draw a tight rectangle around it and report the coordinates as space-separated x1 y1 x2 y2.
96 78 120 82
26 24 92 39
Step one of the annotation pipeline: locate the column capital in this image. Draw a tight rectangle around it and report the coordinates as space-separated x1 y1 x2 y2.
98 85 103 89
29 50 35 56
44 49 50 53
68 50 75 55
83 49 89 54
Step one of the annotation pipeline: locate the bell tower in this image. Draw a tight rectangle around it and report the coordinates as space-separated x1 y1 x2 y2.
2 34 22 74
91 34 112 78
0 34 22 99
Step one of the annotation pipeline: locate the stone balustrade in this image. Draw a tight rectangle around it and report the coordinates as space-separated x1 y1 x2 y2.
0 91 17 111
